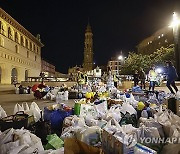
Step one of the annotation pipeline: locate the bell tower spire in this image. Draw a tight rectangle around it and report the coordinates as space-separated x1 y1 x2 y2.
83 22 93 71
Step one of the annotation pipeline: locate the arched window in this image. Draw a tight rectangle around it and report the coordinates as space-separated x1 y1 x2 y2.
21 36 24 46
25 70 28 81
8 27 12 39
25 39 28 48
0 21 5 35
30 42 32 50
15 32 19 43
11 68 18 84
33 44 36 51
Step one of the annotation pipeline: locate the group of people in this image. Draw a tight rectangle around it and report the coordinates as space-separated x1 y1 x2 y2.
133 68 146 89
133 61 179 94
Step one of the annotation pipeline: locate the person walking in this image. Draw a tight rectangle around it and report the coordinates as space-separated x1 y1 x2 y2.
139 68 146 89
133 70 139 87
148 66 157 92
165 61 178 94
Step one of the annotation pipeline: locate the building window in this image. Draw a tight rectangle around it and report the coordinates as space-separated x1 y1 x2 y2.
161 34 164 37
0 21 5 35
35 55 37 61
25 39 28 48
15 32 19 43
8 27 13 39
158 36 161 39
27 51 29 58
15 45 19 53
33 44 36 51
21 36 24 46
30 42 32 50
165 39 168 43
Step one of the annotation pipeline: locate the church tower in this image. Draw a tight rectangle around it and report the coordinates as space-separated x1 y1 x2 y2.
83 23 93 71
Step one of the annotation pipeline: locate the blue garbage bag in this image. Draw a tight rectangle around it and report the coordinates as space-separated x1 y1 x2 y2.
50 109 73 129
132 86 142 92
44 107 54 121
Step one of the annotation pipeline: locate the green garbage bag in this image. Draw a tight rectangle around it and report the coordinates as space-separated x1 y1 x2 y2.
74 103 81 115
45 134 64 150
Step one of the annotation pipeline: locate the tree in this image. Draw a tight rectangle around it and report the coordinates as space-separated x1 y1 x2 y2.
121 45 174 75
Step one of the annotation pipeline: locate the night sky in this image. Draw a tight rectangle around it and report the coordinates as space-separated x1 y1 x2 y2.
1 0 180 73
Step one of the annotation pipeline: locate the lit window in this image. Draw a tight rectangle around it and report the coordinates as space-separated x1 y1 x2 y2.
150 41 152 43
161 34 164 37
158 36 161 39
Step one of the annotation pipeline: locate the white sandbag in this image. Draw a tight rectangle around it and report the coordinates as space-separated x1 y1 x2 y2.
0 105 7 119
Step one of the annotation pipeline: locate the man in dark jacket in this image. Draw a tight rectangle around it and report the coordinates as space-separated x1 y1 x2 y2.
166 61 178 94
139 68 146 89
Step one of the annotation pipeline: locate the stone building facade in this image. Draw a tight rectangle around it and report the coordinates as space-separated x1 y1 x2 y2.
0 8 43 84
83 23 93 71
41 59 55 77
136 27 173 55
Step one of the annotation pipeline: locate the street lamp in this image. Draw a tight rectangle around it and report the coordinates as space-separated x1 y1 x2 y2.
169 12 180 79
118 55 123 60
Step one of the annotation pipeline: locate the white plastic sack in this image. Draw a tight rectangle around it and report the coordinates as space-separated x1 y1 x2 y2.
13 103 24 114
120 102 137 115
0 128 44 154
76 126 101 146
94 101 108 118
15 88 19 94
22 102 30 113
103 118 121 134
104 105 122 122
28 102 41 122
80 104 98 118
0 105 7 119
63 91 69 101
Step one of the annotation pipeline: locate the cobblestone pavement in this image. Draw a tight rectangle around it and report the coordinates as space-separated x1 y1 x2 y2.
0 85 180 115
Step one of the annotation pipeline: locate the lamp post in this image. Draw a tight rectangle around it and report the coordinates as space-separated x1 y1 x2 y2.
117 55 124 75
170 12 180 79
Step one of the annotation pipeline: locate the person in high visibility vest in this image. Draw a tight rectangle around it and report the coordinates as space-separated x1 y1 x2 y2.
113 74 118 88
148 66 157 91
